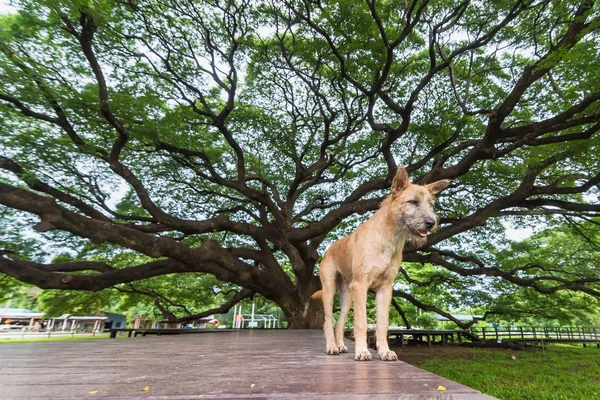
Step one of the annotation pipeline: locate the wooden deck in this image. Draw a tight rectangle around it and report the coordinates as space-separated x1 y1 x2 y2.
0 330 495 399
109 328 240 338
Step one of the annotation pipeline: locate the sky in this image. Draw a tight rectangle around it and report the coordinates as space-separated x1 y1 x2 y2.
504 226 534 241
0 0 15 14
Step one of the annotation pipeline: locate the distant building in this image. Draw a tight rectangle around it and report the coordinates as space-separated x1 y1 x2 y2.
0 308 44 327
49 311 127 331
103 311 127 329
48 315 109 332
132 316 158 329
0 308 127 331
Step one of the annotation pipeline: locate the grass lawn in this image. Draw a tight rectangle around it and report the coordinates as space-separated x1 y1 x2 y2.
0 334 112 344
392 344 600 400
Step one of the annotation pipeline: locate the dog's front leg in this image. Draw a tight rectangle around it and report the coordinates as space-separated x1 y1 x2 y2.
375 285 397 361
351 279 372 361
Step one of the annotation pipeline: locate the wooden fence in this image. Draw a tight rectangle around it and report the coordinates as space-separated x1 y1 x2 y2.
469 326 600 344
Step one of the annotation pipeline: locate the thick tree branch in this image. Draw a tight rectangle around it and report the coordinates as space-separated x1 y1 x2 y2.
0 183 292 296
390 298 412 329
392 290 471 329
405 250 600 298
0 156 110 222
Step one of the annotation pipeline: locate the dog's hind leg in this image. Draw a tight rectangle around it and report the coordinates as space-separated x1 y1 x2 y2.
334 277 351 353
320 257 339 355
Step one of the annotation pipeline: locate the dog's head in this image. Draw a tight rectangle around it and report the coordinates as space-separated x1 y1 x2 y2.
388 167 449 247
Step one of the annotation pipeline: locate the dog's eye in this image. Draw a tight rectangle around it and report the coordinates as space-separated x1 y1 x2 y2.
406 200 419 205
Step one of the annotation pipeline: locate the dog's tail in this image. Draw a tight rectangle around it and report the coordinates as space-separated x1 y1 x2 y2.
310 290 323 301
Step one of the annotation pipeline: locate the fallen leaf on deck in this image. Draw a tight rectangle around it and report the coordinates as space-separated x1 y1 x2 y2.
199 355 205 357
250 384 256 388
227 357 234 360
437 385 446 391
88 390 98 395
141 386 150 391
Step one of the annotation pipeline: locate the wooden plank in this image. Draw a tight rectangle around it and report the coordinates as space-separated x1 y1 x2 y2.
0 330 494 399
108 328 242 339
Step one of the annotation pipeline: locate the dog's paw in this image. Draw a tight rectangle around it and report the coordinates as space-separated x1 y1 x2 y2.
326 345 340 355
337 344 348 353
378 350 398 361
354 350 372 361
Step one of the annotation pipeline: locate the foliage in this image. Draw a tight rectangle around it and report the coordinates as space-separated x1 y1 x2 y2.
0 0 599 327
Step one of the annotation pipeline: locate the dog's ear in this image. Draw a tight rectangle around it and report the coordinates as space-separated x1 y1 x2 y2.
392 167 409 194
427 180 450 195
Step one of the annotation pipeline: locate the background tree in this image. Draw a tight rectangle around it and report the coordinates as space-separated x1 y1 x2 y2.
0 0 599 328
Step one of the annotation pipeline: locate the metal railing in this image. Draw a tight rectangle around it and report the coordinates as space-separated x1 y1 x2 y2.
232 314 278 329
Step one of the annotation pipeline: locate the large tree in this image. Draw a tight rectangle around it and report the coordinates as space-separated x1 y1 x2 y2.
0 0 599 328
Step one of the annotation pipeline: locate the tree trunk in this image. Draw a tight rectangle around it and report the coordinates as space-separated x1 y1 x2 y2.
281 295 324 329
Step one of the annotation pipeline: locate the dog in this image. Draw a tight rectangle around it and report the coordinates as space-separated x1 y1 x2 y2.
313 167 449 361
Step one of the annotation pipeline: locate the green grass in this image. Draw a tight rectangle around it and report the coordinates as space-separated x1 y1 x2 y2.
0 334 112 344
409 345 600 400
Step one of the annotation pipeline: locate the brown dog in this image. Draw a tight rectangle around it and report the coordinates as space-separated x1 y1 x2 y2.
315 167 449 361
